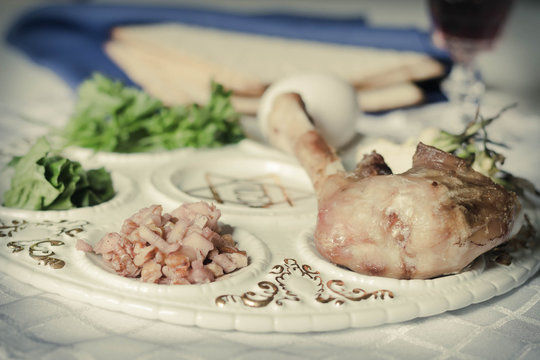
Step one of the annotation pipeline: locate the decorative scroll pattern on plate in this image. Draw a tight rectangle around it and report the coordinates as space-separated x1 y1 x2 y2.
7 239 66 269
215 258 394 308
1 218 90 269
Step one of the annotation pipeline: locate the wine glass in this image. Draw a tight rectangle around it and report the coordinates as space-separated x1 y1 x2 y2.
428 0 514 123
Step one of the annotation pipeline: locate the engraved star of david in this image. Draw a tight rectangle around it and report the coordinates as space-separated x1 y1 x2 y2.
181 172 313 208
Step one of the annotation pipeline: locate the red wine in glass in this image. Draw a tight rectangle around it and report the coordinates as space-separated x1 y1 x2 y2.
428 0 513 123
429 0 514 63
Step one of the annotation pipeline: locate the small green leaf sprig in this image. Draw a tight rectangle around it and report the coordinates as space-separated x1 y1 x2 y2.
430 104 539 197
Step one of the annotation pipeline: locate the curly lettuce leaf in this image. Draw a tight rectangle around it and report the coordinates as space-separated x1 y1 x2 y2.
63 73 244 153
3 137 115 210
3 138 60 209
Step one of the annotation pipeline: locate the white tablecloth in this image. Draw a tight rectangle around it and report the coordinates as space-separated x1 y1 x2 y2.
1 1 539 359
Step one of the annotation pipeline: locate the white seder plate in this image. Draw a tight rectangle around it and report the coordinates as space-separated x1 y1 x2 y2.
0 108 539 333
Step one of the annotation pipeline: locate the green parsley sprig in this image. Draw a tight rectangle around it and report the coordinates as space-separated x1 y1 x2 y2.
63 73 244 153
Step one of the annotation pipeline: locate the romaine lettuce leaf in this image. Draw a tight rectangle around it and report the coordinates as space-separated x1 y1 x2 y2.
3 137 115 210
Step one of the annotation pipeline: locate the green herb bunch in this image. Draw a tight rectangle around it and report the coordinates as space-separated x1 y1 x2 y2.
63 73 244 153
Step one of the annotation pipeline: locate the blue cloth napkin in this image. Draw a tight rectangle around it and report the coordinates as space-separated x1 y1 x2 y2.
4 3 450 105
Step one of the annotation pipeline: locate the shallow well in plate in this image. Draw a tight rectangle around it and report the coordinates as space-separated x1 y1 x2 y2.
151 152 317 215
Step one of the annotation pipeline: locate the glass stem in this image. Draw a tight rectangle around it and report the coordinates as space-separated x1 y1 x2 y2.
442 59 485 123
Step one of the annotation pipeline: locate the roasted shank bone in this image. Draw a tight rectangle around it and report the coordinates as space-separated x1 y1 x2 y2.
266 93 520 279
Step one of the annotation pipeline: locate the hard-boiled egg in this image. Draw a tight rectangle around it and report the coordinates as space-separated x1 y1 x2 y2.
257 73 362 148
